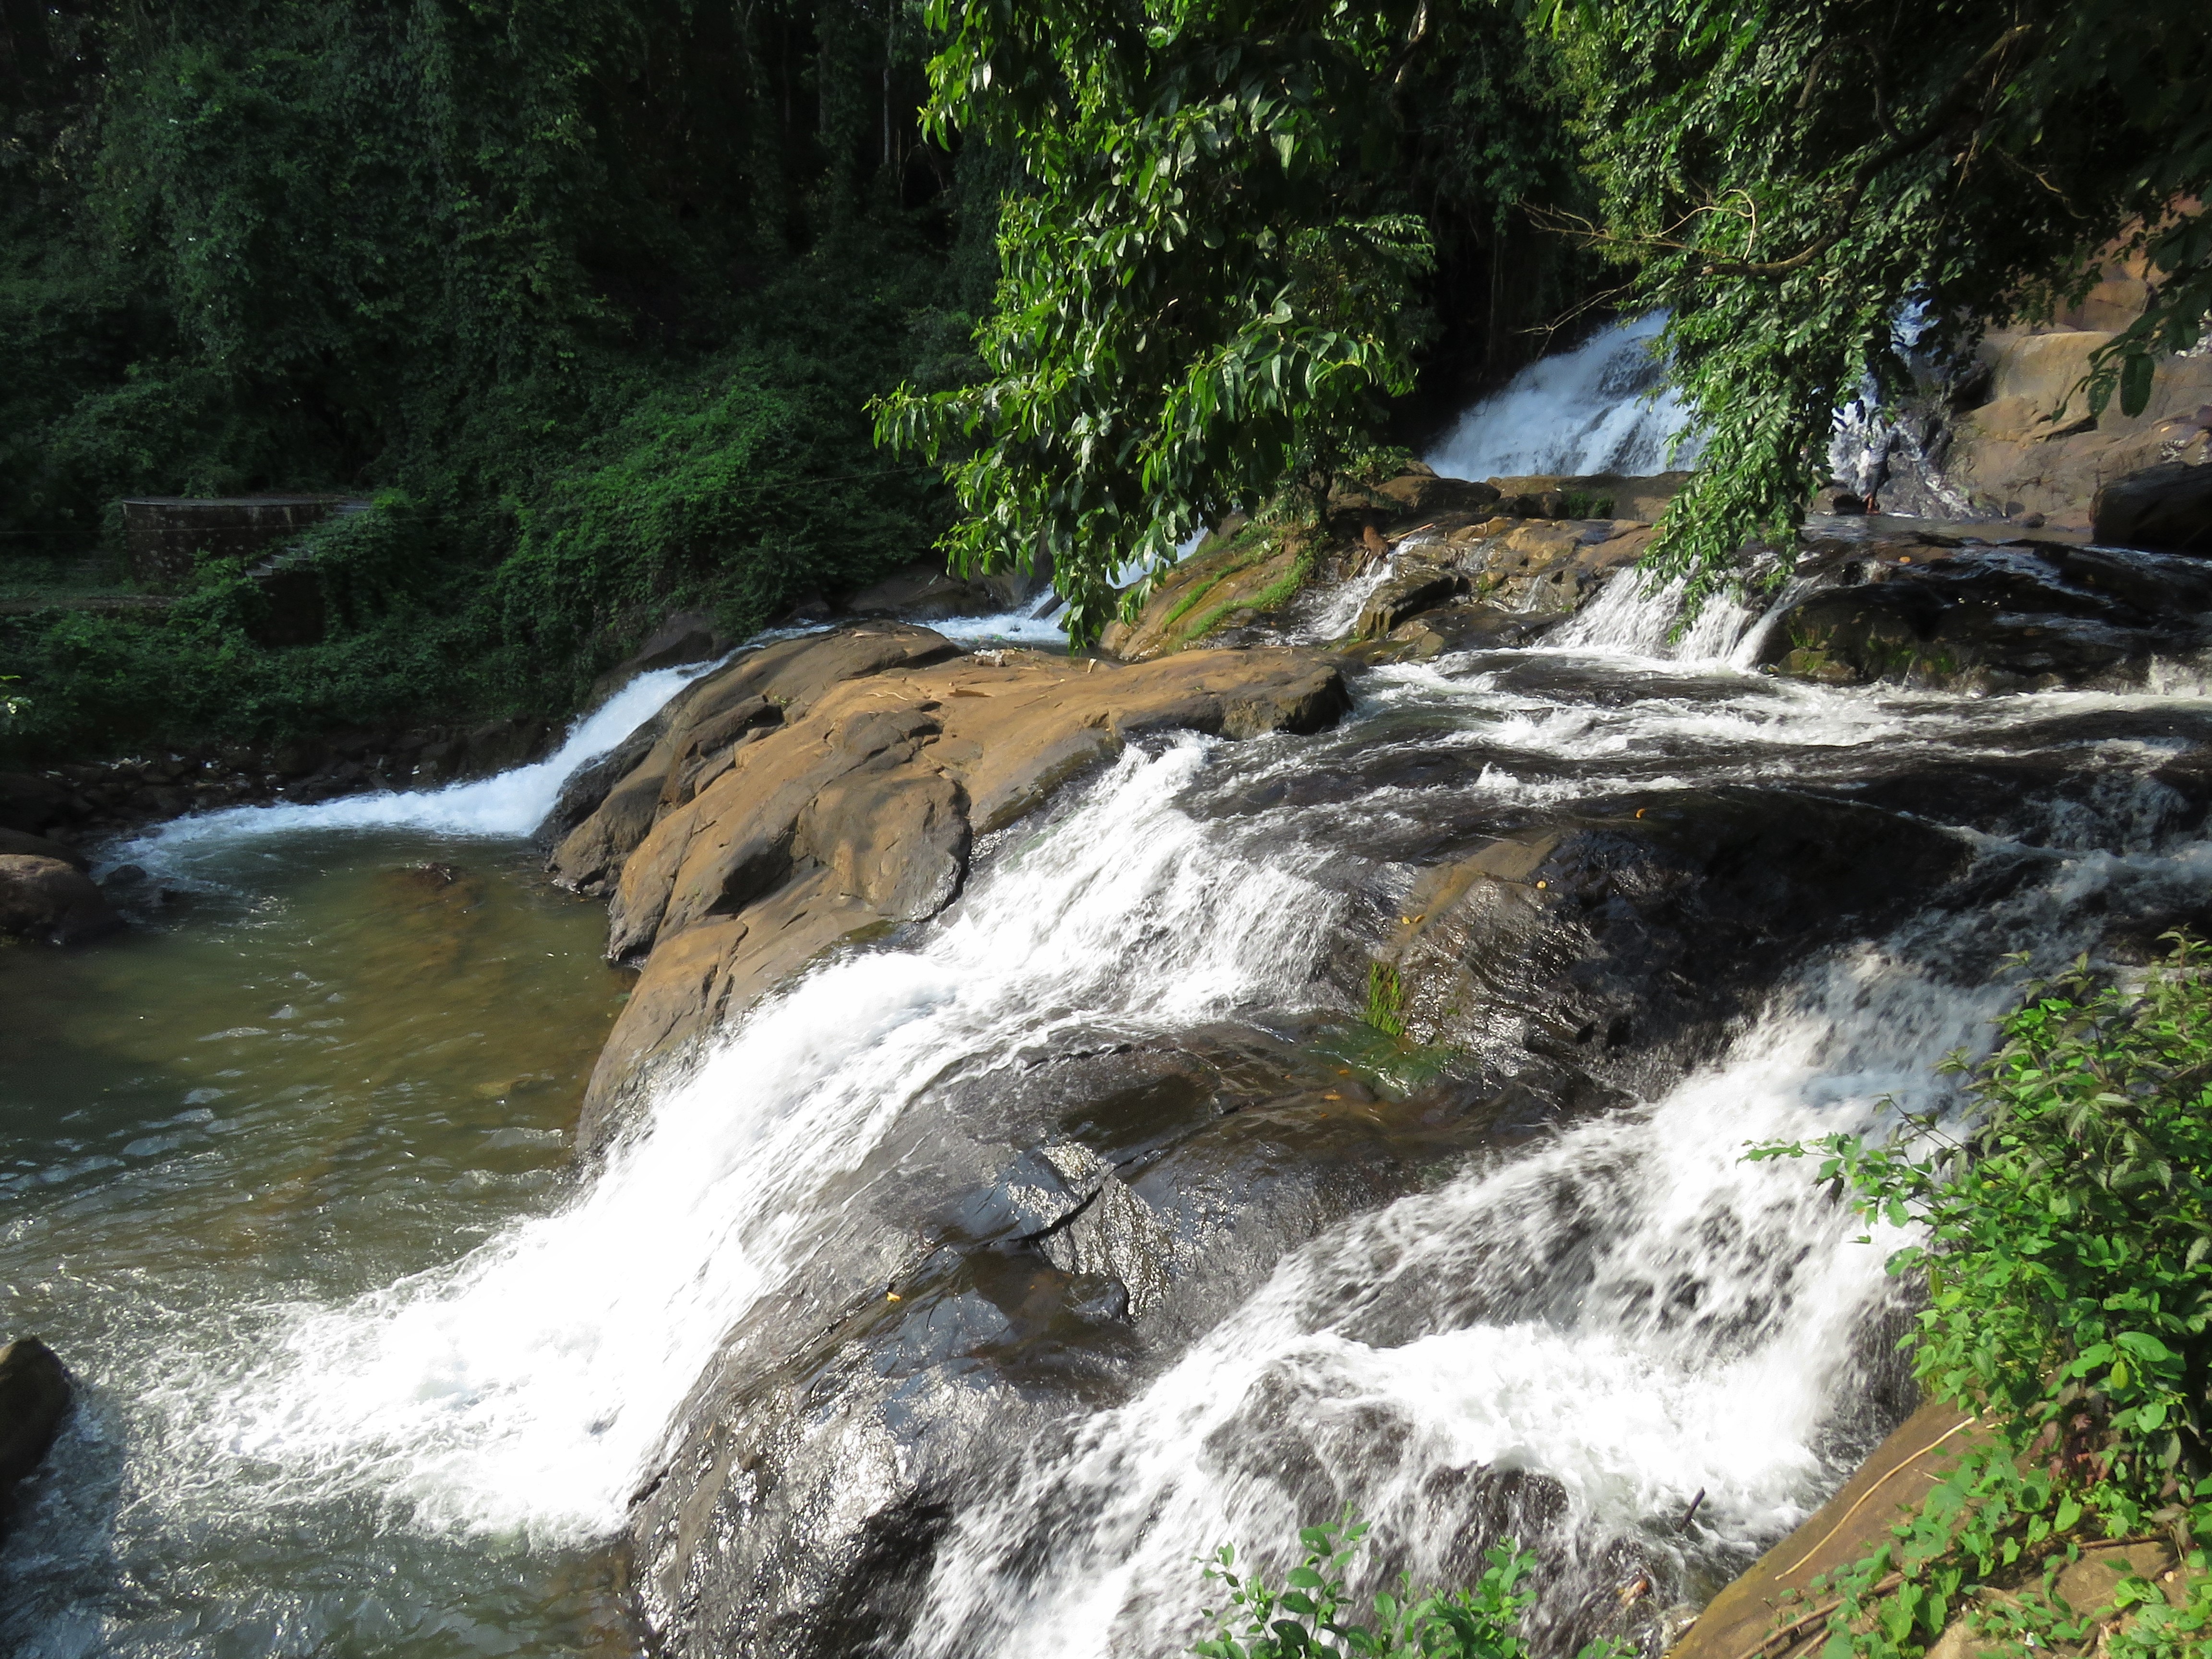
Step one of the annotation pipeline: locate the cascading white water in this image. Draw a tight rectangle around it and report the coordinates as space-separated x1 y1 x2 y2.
1543 568 1764 666
895 971 1929 1657
20 546 2212 1659
177 740 1343 1542
1425 315 1707 482
890 799 2212 1659
114 663 711 875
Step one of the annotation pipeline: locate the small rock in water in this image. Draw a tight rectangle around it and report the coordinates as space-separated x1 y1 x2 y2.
0 854 123 945
0 1336 72 1542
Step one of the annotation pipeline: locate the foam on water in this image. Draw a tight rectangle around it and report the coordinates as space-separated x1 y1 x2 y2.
930 605 1071 647
1426 315 1707 482
113 663 709 877
176 739 1340 1542
890 834 2200 1659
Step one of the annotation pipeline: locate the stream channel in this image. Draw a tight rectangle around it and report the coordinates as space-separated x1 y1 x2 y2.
7 342 2212 1658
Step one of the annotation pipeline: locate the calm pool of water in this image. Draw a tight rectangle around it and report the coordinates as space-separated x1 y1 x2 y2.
0 830 641 1658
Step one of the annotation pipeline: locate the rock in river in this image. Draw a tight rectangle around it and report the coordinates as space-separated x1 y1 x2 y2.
0 1336 71 1542
0 854 122 945
553 625 1352 1147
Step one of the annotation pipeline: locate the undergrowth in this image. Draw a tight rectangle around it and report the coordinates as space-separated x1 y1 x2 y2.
1192 1514 1629 1659
1748 937 2212 1658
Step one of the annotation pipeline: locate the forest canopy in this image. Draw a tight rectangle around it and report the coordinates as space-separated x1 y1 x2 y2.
881 0 2211 620
1 0 2206 753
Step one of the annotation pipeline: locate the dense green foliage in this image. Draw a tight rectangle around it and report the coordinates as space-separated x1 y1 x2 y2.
872 0 1586 639
1192 1516 1625 1659
1562 0 2212 601
11 0 2203 740
0 0 980 757
879 0 2210 625
1749 938 2212 1656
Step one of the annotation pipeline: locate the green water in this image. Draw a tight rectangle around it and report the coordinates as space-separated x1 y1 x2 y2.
0 831 641 1658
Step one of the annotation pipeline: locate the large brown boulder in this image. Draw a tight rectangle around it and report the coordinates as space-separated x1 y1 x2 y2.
0 828 87 869
0 854 121 944
0 1336 71 1541
544 625 961 894
571 629 1350 1145
1942 329 2212 525
2093 460 2212 552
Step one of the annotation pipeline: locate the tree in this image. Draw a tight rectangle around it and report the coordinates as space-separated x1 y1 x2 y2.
873 1 1453 641
1555 0 2212 601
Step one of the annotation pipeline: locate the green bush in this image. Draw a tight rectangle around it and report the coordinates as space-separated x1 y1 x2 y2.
1193 1516 1626 1659
1747 937 2212 1657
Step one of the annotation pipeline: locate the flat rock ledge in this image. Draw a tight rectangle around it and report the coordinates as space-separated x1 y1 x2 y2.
546 624 1350 1147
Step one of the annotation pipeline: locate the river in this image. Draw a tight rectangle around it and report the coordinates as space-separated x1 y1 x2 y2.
7 374 2211 1658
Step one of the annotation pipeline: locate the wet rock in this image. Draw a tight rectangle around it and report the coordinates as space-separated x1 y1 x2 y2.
0 1336 71 1541
625 1003 1638 1659
535 714 674 847
2093 460 2212 553
546 626 952 894
1349 521 1654 642
1020 1144 1176 1318
0 828 88 870
577 636 1351 1145
1479 471 1688 523
625 1032 1456 1659
1354 568 1468 639
0 854 123 945
794 764 970 924
1376 790 1972 1093
1100 527 1314 660
1328 461 1503 525
1761 535 2212 689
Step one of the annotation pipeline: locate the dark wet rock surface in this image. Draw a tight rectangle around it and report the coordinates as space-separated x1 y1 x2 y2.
0 854 121 945
610 613 2212 1659
0 1337 70 1543
1761 528 2212 689
2092 460 2212 554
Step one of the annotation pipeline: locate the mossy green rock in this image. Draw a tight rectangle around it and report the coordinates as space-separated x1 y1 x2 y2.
1099 526 1314 661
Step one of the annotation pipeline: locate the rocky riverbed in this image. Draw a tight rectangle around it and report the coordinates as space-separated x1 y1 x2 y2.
7 440 2212 1659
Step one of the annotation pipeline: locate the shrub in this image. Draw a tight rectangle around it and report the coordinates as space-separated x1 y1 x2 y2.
1747 937 2212 1657
1193 1515 1627 1659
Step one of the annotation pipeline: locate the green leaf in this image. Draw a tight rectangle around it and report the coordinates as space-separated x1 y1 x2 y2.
2120 351 2155 419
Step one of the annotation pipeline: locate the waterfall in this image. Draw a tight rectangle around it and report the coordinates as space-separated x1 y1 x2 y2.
115 663 712 875
175 739 1343 1542
22 528 2212 1659
1425 315 1707 482
1545 569 1764 665
890 823 2212 1659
